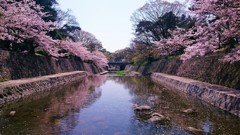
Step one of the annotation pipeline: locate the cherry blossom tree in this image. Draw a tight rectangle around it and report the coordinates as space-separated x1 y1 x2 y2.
58 40 92 60
78 31 103 52
0 0 58 54
154 27 189 56
59 40 108 68
91 51 109 68
154 0 240 62
182 0 240 62
0 0 109 67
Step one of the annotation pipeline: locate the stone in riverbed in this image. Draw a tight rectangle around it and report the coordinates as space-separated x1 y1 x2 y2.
148 113 170 123
182 108 196 114
163 106 169 109
187 127 204 134
152 113 163 117
133 104 151 111
9 111 16 116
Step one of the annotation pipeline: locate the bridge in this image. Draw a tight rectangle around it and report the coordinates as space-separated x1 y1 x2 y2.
107 62 131 71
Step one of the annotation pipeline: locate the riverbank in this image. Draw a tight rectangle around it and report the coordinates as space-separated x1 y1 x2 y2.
0 50 103 82
126 54 240 89
0 71 88 106
151 73 240 117
2 76 240 134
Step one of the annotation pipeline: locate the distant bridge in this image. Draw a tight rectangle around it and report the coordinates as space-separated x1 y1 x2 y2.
107 62 131 71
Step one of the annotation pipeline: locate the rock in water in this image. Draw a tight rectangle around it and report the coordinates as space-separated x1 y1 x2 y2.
9 111 16 116
151 113 164 117
182 108 196 114
187 127 204 134
134 105 151 111
149 113 170 123
149 116 163 123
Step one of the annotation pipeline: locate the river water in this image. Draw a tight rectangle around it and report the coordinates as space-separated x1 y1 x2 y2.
0 75 240 135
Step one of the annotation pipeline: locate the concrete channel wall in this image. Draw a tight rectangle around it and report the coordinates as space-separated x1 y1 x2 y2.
151 73 240 117
0 71 88 106
126 54 240 89
0 50 103 81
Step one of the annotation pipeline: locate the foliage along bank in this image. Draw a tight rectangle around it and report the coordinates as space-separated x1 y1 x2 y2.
112 0 239 65
0 0 108 70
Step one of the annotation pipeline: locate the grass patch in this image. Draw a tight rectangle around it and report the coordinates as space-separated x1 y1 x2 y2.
0 78 9 82
165 55 180 60
35 48 48 56
116 71 128 76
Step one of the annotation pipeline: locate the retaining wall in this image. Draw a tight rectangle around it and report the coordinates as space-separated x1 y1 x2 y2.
0 50 103 81
0 71 87 106
151 73 240 117
126 54 240 89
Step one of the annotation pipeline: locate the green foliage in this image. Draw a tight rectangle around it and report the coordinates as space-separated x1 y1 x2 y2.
215 44 239 53
0 78 9 82
48 30 68 40
127 1 196 65
165 55 180 60
215 47 227 52
84 60 93 64
116 71 128 76
35 0 58 22
98 48 111 61
35 48 49 56
131 56 145 65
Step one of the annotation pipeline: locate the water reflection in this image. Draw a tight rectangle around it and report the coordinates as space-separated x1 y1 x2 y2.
111 76 240 135
0 76 240 135
0 75 106 135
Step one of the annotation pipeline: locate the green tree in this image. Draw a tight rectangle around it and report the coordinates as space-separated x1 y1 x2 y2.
35 0 58 22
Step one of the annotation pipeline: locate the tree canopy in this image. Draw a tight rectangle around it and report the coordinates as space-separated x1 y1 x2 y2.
0 0 108 68
124 0 240 64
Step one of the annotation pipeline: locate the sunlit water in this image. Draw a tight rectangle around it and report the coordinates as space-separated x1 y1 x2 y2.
0 75 240 135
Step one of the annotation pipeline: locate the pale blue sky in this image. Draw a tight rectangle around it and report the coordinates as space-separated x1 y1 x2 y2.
58 0 183 52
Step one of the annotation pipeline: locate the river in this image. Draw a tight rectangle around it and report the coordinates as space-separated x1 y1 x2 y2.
0 75 240 135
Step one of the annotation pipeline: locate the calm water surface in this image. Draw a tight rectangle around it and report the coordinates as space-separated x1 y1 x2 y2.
0 75 240 135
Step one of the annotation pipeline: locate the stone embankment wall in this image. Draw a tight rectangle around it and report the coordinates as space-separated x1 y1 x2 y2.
126 54 240 89
151 73 240 117
0 71 87 106
0 50 103 81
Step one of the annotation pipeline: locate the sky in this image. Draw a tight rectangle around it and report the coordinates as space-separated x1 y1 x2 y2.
58 0 183 52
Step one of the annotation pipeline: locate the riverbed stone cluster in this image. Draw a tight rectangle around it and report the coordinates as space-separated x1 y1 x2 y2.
151 73 240 117
0 71 87 106
133 104 170 123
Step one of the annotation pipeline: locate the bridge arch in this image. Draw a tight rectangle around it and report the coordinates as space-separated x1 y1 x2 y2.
107 62 131 71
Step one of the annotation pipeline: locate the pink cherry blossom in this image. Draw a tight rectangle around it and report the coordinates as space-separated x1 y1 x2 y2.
155 0 240 62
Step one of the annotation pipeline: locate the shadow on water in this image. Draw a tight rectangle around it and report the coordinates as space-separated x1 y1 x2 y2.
0 76 240 135
0 75 107 135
